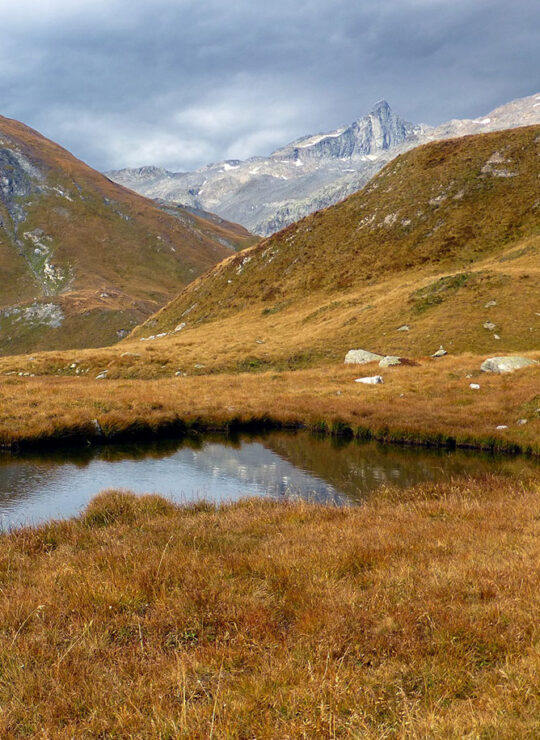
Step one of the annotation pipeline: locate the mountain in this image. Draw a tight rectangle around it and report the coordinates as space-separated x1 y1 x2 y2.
126 125 540 372
0 114 256 356
108 93 540 237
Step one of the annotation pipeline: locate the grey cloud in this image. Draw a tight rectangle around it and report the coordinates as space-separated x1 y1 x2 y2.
0 0 538 171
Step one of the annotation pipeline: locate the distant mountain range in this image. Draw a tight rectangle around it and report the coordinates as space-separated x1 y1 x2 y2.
108 93 540 236
0 115 255 355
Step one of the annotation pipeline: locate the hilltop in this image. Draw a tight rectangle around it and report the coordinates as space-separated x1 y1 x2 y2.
108 92 540 235
128 125 540 369
0 114 256 356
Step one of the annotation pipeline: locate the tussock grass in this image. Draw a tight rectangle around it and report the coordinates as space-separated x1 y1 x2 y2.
0 475 539 737
0 354 538 455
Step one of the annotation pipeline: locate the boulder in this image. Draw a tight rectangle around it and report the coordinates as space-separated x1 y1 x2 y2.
344 349 384 365
480 356 538 374
379 355 402 367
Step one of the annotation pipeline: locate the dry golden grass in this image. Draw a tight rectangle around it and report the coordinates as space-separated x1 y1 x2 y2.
135 126 540 353
0 475 539 737
0 354 538 454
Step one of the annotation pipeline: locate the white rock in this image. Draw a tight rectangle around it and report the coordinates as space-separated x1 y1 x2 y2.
470 383 480 390
396 325 410 332
496 425 508 430
174 323 186 332
379 356 402 367
354 375 384 385
432 346 447 358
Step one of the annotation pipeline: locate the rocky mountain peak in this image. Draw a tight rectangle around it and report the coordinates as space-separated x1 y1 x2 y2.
106 91 540 237
369 99 391 115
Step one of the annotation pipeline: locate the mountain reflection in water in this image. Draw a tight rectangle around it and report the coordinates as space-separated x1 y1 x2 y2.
0 431 537 528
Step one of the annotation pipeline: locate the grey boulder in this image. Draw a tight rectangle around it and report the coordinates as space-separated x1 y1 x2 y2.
480 356 538 374
345 349 384 365
379 355 402 367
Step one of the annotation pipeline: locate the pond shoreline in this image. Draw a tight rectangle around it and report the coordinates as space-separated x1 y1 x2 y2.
2 413 538 460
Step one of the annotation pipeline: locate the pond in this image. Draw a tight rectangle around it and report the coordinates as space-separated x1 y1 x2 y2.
0 431 537 528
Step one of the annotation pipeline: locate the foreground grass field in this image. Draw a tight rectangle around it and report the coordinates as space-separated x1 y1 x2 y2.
1 476 539 738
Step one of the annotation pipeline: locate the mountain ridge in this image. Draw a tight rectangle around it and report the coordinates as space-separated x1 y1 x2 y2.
121 124 540 373
0 114 255 356
108 92 540 236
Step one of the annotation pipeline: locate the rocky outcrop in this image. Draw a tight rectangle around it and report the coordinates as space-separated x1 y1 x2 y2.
107 92 540 236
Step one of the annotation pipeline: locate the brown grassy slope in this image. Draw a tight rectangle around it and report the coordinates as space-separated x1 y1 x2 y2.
0 355 538 454
129 125 539 365
1 479 540 738
0 114 255 355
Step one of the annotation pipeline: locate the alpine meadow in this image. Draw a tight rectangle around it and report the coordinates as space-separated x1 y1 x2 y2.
0 2 539 735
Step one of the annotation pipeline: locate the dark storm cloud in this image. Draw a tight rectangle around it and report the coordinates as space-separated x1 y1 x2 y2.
0 0 538 171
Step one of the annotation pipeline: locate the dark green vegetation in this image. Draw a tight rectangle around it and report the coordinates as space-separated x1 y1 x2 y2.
0 115 255 355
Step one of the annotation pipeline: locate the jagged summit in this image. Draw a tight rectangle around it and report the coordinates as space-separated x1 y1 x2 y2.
107 92 540 237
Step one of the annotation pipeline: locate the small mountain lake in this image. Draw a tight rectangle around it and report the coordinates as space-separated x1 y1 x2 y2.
0 431 538 529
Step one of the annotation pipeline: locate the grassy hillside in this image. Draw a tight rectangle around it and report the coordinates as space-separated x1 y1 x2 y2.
128 125 539 368
0 115 255 355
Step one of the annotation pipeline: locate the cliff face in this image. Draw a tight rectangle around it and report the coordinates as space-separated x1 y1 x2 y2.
108 93 540 237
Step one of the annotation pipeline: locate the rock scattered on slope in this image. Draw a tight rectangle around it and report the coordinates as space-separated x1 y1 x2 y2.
344 349 384 364
432 346 447 358
379 356 402 367
354 375 384 385
480 356 538 373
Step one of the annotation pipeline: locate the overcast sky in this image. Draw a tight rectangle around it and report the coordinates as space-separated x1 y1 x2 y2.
0 0 538 172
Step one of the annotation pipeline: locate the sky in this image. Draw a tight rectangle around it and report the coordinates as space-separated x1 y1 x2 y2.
0 0 538 172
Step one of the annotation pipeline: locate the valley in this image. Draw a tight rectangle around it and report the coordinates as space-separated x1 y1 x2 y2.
0 98 539 739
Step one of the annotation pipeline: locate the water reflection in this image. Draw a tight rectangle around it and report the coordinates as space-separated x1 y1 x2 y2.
0 431 537 528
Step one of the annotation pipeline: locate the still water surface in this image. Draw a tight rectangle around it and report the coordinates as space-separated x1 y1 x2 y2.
0 432 537 528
